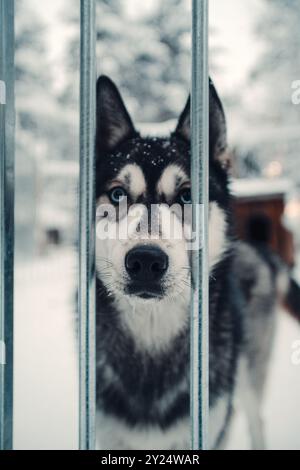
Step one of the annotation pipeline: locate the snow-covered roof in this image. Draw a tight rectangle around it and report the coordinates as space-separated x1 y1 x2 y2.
230 177 291 200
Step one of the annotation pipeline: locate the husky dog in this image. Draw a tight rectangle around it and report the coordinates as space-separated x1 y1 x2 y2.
95 75 300 450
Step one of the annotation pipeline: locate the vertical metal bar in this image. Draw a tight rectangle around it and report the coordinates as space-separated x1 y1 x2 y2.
0 0 15 451
190 0 209 450
79 0 96 451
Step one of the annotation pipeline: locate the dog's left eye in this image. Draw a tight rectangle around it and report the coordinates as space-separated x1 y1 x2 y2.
178 188 192 204
109 187 128 204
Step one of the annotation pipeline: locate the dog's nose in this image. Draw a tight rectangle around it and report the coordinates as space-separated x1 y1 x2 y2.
125 245 169 282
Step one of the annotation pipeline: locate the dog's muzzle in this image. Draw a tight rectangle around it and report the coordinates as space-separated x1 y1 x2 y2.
125 245 169 299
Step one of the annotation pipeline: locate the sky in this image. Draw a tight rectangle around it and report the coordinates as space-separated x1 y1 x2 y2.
30 0 264 95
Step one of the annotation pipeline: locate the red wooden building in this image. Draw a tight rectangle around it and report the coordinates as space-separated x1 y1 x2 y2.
231 178 295 267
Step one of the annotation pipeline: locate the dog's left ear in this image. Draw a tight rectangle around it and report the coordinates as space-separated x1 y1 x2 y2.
96 75 137 153
175 79 228 166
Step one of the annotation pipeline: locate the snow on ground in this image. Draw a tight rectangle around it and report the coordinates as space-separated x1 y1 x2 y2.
227 312 300 450
13 248 300 450
14 248 78 450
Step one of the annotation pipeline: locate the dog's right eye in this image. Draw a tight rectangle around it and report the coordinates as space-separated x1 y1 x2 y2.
108 187 128 204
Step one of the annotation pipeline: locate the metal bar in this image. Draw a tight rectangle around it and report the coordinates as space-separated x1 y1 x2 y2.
79 0 96 451
0 0 15 451
190 0 209 450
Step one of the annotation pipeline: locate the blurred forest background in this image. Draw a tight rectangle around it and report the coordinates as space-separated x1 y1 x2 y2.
15 0 300 255
13 0 300 450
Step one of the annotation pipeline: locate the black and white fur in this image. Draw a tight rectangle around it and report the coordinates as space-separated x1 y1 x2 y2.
95 75 300 450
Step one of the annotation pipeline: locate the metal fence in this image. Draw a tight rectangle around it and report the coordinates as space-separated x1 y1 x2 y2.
190 0 209 451
79 0 97 451
0 0 15 451
0 0 209 451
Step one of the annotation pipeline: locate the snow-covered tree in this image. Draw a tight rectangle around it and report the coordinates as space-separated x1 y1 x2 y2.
16 0 55 145
61 0 233 123
247 0 300 185
15 0 50 255
61 0 192 122
126 0 191 121
251 0 300 124
16 0 76 163
15 0 77 255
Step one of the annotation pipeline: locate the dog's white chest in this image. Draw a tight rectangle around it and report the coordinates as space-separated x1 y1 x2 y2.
96 412 190 450
96 397 230 450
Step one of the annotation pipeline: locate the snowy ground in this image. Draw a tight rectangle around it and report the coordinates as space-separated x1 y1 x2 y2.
13 247 300 450
227 312 300 450
14 248 78 450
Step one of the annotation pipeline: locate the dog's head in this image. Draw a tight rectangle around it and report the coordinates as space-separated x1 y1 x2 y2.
95 76 229 310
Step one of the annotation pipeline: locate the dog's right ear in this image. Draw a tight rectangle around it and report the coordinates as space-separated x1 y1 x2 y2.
96 76 137 153
175 79 228 166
